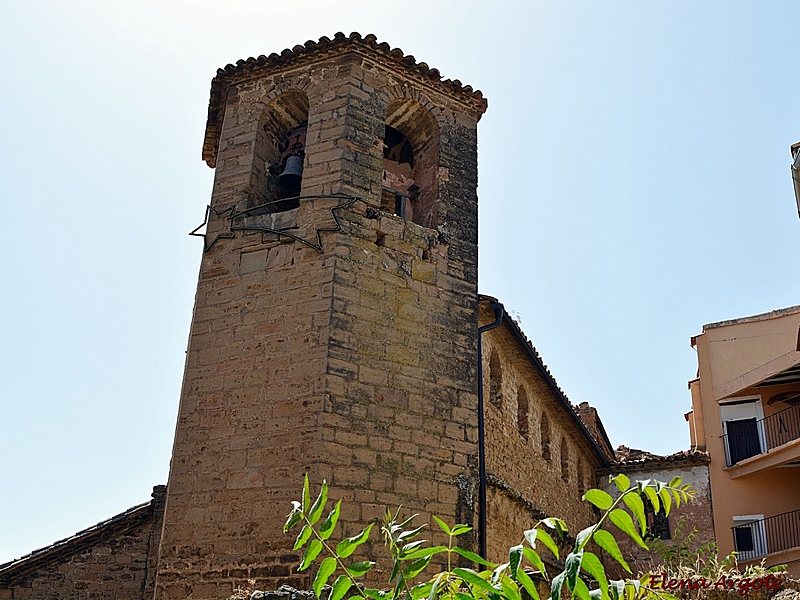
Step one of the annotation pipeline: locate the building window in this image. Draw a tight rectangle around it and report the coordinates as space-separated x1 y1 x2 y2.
489 350 502 406
720 398 765 466
644 500 671 540
541 412 551 462
577 457 585 492
517 386 529 439
732 516 767 561
560 437 569 483
254 90 310 213
384 100 439 227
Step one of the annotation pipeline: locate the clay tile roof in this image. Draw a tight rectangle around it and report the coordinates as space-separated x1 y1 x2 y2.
479 295 612 466
0 498 154 583
202 32 488 167
609 445 711 469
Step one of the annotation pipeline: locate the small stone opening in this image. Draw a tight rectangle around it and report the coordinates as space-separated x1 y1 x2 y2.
488 350 502 406
517 386 529 439
541 412 551 462
252 90 310 213
384 99 439 227
560 437 569 483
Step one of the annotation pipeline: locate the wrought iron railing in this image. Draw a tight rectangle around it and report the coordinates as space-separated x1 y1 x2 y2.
732 508 800 561
722 402 800 466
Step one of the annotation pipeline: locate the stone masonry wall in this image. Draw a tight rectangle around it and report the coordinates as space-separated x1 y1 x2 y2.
156 45 484 599
479 303 606 563
0 488 165 600
599 463 714 578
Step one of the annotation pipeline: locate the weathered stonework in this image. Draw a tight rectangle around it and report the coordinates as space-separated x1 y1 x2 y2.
154 34 486 600
479 301 611 561
1 33 718 600
598 449 714 578
0 487 165 600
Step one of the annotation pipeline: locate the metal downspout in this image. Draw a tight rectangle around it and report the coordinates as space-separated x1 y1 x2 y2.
792 147 800 218
477 301 504 559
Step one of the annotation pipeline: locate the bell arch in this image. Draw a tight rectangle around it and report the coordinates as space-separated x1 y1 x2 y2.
383 99 440 228
252 89 310 212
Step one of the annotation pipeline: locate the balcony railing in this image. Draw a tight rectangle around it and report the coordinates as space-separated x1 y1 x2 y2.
732 509 800 561
722 402 800 466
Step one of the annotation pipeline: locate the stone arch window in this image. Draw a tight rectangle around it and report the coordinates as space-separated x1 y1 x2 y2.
560 437 569 483
517 386 529 439
383 99 439 227
253 90 309 213
577 457 585 492
488 350 502 406
541 412 551 461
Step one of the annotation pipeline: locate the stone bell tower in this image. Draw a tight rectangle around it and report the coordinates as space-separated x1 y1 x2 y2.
154 33 487 599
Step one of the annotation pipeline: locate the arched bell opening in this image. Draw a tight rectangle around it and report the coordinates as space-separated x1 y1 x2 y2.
252 90 309 213
383 99 439 228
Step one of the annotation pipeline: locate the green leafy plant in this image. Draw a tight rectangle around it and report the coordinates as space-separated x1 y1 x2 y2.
648 515 727 578
282 474 695 600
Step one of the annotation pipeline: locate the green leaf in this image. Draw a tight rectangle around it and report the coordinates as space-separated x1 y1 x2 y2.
641 487 660 514
565 552 583 590
542 517 568 535
658 487 672 517
452 524 473 536
300 540 323 571
330 576 352 600
491 562 508 585
592 530 630 574
314 556 337 597
453 568 498 594
403 546 448 561
319 500 342 540
501 577 522 600
403 556 431 579
515 567 540 600
522 547 547 577
401 540 426 556
551 572 566 600
347 561 375 578
573 578 591 600
583 489 614 511
336 523 373 558
668 476 681 488
509 544 523 577
362 589 387 600
397 525 426 543
533 528 559 560
294 525 313 551
428 573 445 600
452 546 495 567
523 528 538 547
575 526 593 552
622 493 647 536
581 552 609 600
454 594 473 600
608 509 647 550
284 502 303 533
609 580 625 600
432 516 452 535
409 582 433 600
303 474 311 513
308 481 328 526
611 474 631 493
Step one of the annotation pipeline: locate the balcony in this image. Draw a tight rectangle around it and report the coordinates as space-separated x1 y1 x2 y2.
732 509 800 562
722 402 800 468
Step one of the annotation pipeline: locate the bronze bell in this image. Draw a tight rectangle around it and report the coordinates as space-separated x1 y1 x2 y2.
278 154 304 191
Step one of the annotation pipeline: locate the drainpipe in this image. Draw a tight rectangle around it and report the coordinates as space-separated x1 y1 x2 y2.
477 300 504 559
792 143 800 218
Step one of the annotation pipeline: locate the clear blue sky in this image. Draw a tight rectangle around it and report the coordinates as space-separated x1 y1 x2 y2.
1 0 798 564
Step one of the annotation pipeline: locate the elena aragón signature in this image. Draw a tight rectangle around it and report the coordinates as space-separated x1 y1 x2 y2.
649 573 782 596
